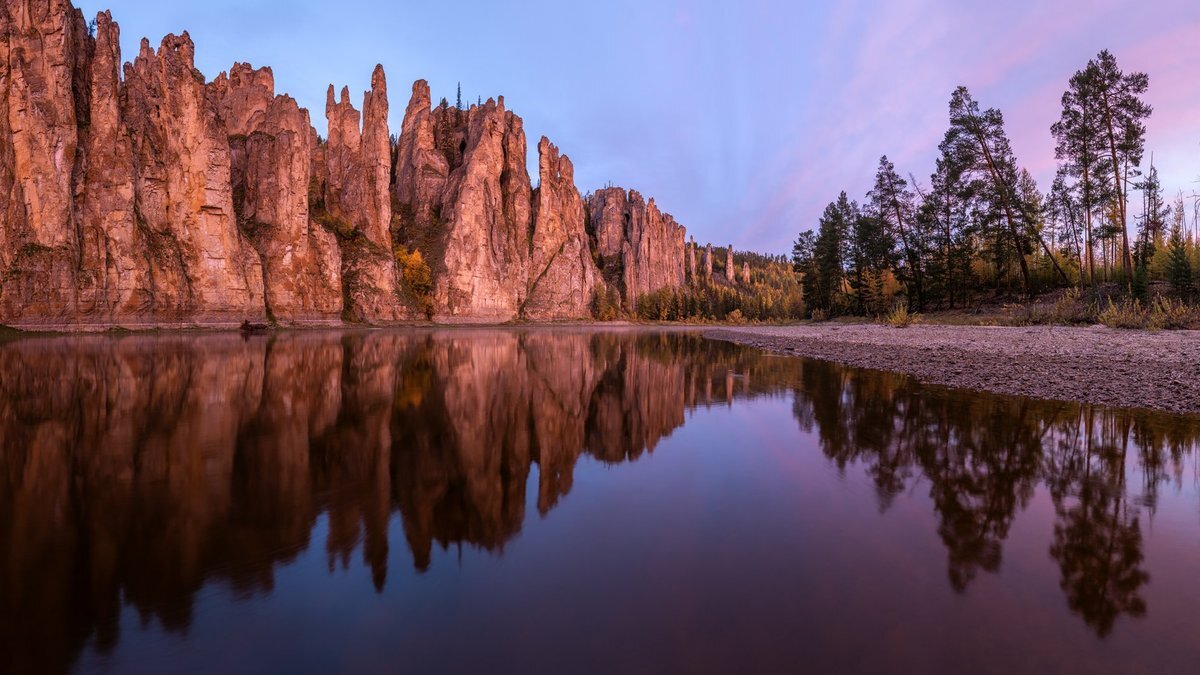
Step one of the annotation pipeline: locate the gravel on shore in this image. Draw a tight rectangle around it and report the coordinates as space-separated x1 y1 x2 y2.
706 324 1200 416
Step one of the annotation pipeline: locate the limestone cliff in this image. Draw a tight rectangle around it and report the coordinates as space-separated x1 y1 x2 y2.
215 63 342 324
122 33 266 324
320 67 414 322
0 0 698 329
392 88 536 322
524 137 599 320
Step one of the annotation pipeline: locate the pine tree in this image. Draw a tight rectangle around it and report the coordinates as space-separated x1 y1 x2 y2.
1052 62 1113 286
456 82 463 111
1087 50 1152 282
1166 216 1194 300
868 156 924 310
942 87 1034 297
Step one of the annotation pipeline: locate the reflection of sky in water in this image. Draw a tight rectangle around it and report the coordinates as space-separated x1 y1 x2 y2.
2 330 1198 674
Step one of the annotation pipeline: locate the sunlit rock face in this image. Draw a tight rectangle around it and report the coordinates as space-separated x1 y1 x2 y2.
320 67 415 323
123 33 266 324
215 63 342 324
1 0 694 328
393 90 533 322
525 137 599 320
586 187 687 308
0 0 90 324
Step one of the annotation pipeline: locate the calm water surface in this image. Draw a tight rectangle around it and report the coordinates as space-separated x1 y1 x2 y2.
2 329 1199 674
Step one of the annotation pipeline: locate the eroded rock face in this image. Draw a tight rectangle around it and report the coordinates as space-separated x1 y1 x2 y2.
725 245 735 282
688 236 697 283
741 262 751 285
392 80 447 238
321 67 412 322
123 33 265 324
215 63 342 324
704 244 714 280
586 187 686 307
395 93 532 322
75 11 152 323
0 0 90 323
0 0 698 329
525 137 599 320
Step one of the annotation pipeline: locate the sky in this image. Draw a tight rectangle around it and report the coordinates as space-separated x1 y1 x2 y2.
78 0 1200 255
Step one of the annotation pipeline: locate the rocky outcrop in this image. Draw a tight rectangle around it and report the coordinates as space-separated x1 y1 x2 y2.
587 186 627 264
0 0 90 324
392 80 447 238
320 67 413 322
703 244 714 280
586 187 686 307
741 262 751 285
725 245 736 282
525 137 599 319
122 33 267 324
0 0 699 329
75 11 151 323
215 63 341 324
412 97 532 322
688 236 698 283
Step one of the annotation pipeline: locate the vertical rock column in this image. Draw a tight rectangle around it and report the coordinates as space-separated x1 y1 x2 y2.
0 0 90 324
122 33 266 324
215 63 342 324
321 66 413 322
76 11 152 323
524 137 599 320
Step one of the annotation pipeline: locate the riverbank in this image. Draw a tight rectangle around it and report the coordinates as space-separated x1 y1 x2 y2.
706 324 1200 415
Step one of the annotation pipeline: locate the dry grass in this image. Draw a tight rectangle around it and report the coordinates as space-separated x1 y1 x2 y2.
884 304 919 328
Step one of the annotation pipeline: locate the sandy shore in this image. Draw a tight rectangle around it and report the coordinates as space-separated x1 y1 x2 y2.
706 324 1200 415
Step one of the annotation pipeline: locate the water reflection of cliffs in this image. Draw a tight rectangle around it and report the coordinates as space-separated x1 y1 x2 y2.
0 330 766 672
1 331 1198 671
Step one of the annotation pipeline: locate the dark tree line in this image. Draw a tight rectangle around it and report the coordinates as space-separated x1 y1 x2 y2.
794 50 1197 317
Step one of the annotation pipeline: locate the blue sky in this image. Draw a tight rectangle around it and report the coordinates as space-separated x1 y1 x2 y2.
79 0 1200 254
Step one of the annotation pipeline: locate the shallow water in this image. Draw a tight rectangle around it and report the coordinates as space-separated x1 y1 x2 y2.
2 328 1199 674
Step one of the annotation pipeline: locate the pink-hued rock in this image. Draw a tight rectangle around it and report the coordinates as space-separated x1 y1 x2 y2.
525 137 599 320
725 245 736 282
396 93 532 322
0 0 90 324
703 244 714 280
741 261 751 285
322 67 413 322
587 187 627 263
586 187 686 307
688 236 698 284
122 32 266 324
215 63 342 324
75 11 153 323
392 80 448 236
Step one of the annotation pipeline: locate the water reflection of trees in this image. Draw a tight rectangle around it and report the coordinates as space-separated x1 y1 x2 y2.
0 330 1197 671
791 361 1199 636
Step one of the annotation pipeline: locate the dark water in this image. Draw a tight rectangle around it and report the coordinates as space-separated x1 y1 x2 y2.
2 329 1199 674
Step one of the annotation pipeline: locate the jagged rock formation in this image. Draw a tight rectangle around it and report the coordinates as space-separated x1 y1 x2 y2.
320 67 414 322
0 0 698 329
741 261 751 285
215 63 342 324
703 244 714 280
123 33 266 324
586 187 686 308
394 92 533 322
725 245 736 282
688 236 698 283
525 137 599 319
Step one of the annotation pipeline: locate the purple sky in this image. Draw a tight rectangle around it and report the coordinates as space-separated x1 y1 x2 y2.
79 0 1200 254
